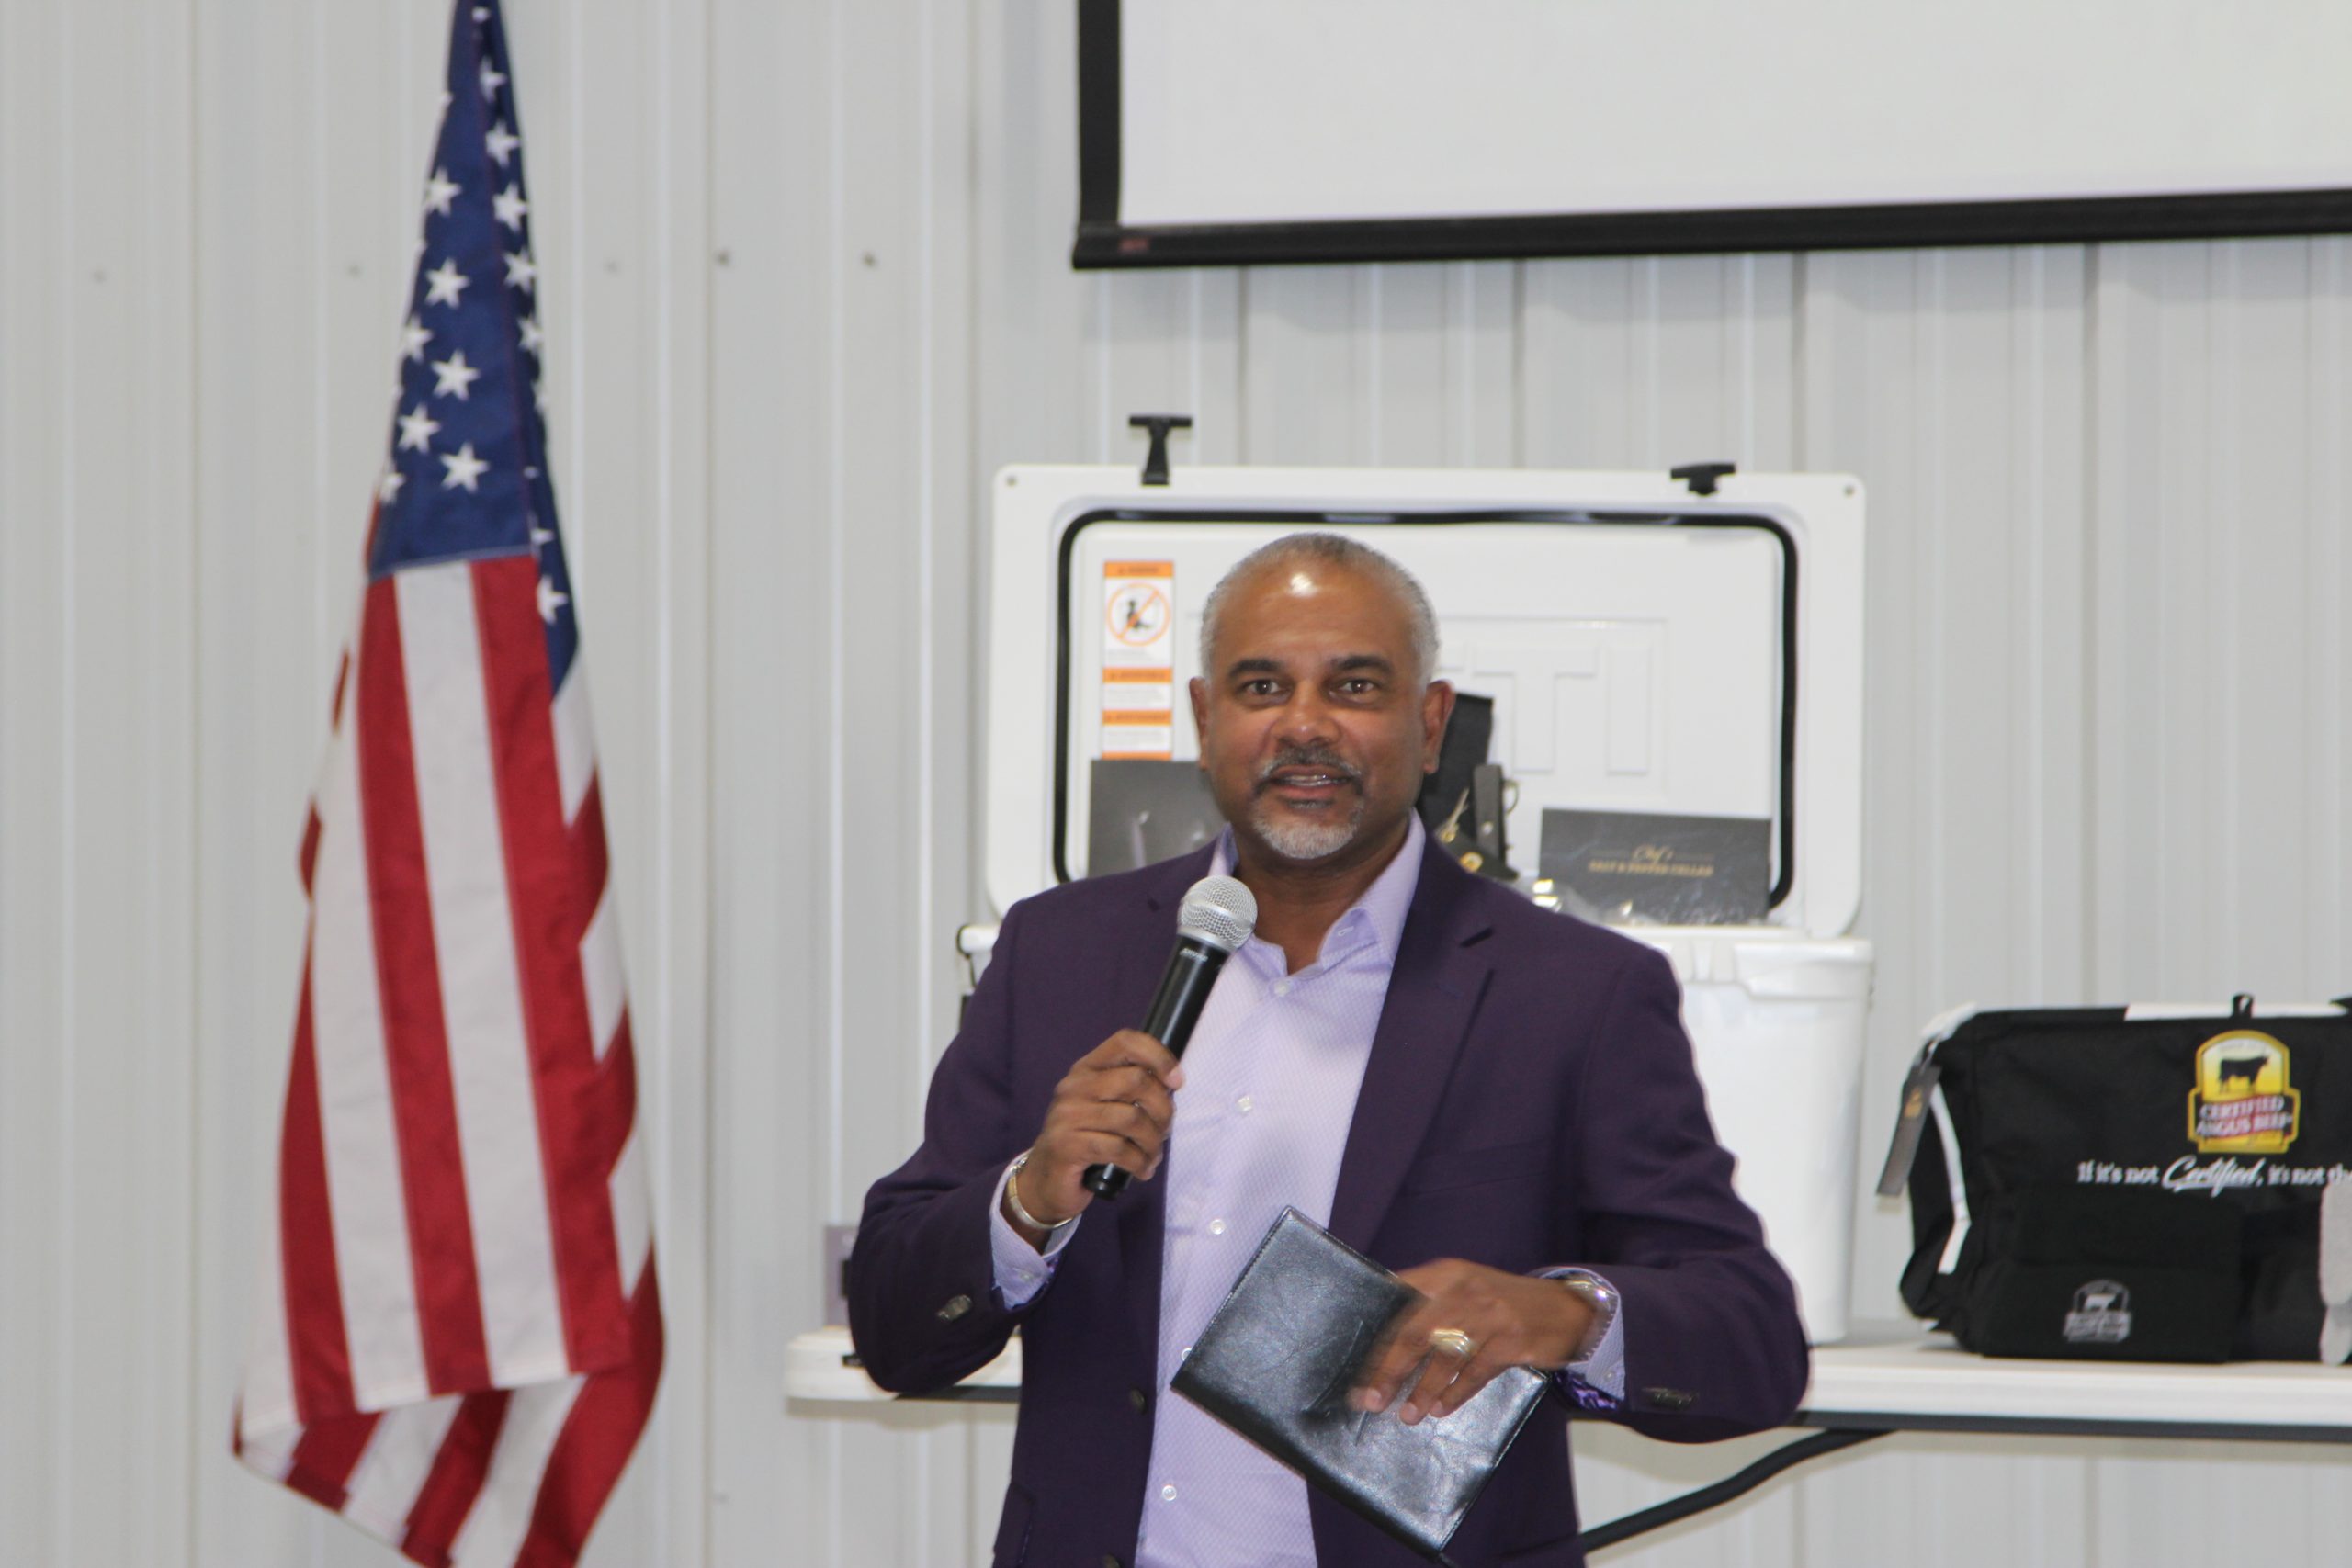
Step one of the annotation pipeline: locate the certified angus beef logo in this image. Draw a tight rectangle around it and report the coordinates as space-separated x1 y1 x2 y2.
2063 1280 2132 1344
2187 1030 2299 1153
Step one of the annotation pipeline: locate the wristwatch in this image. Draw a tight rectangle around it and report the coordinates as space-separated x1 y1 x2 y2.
1555 1271 1618 1359
1004 1149 1075 1236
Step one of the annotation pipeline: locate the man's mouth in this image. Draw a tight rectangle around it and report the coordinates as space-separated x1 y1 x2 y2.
1256 754 1362 801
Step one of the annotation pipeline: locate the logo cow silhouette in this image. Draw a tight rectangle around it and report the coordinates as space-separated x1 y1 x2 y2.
2217 1054 2267 1089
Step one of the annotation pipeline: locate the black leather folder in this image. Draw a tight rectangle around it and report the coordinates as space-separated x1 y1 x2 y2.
1170 1208 1548 1562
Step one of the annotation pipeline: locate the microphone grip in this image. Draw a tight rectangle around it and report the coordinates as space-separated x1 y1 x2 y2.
1083 939 1229 1200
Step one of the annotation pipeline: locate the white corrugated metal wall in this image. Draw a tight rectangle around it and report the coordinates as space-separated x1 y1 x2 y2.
1 1 2346 1563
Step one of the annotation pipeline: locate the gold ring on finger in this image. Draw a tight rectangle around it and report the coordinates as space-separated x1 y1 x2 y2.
1426 1327 1477 1359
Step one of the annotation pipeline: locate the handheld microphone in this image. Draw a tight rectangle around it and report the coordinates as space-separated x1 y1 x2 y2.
1082 874 1258 1199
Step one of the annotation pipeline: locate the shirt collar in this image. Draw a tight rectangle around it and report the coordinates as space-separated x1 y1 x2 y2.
1209 812 1426 971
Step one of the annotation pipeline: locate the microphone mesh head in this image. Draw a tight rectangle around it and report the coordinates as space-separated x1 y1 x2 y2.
1177 875 1258 953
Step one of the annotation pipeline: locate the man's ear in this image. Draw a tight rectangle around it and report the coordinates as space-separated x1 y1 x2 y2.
1189 676 1210 750
1420 679 1456 773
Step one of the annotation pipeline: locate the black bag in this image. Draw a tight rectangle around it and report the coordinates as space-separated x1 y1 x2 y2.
1882 996 2352 1362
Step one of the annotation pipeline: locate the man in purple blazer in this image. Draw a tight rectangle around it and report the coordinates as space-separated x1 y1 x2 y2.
852 535 1810 1567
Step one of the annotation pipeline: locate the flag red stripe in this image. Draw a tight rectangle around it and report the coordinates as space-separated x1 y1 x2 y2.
399 1389 513 1568
283 1412 384 1510
568 774 606 921
280 944 358 1421
300 807 323 895
356 579 495 1395
469 558 628 1371
511 1262 665 1568
586 1014 638 1175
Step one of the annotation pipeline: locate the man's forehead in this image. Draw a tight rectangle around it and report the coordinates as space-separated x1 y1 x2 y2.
1215 562 1413 641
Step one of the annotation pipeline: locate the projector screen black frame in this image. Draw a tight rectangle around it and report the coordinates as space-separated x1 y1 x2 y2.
1073 0 2352 270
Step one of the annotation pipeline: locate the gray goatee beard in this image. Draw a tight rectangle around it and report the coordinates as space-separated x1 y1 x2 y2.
1250 746 1367 862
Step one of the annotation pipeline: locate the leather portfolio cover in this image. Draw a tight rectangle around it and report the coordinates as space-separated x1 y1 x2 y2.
1170 1208 1547 1562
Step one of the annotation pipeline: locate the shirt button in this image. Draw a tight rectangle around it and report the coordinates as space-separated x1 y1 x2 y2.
1236 1095 1253 1113
1209 1218 1227 1235
1160 1483 1178 1501
1272 980 1291 997
1128 1387 1148 1412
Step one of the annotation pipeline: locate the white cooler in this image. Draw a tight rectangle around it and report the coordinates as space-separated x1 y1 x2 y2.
974 459 1872 1343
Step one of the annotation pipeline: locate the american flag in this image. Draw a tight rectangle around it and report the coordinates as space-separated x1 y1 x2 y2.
235 5 662 1563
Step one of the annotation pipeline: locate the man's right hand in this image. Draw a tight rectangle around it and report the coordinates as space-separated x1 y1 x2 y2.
1003 1029 1185 1249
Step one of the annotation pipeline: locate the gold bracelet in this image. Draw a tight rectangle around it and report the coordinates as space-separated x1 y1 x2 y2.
1004 1149 1074 1235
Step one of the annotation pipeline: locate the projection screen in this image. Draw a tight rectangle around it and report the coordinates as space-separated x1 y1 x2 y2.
1075 0 2352 267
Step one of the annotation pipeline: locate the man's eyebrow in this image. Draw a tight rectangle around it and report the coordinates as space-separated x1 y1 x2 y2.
1330 653 1396 675
1222 656 1285 680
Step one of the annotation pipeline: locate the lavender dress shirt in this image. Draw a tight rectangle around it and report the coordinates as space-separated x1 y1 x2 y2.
989 816 1624 1567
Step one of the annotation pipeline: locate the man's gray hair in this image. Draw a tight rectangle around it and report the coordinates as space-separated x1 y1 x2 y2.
1197 532 1440 685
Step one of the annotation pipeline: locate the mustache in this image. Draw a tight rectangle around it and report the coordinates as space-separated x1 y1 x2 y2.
1252 745 1363 791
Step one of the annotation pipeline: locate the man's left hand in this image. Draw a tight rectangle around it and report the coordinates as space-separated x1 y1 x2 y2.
1349 1259 1595 1426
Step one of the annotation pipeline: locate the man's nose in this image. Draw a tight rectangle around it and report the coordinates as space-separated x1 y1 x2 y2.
1274 687 1340 745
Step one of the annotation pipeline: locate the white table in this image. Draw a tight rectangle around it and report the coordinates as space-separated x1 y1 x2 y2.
785 1322 2352 1552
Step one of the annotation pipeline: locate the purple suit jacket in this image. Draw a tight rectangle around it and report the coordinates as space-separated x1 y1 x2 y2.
850 840 1809 1567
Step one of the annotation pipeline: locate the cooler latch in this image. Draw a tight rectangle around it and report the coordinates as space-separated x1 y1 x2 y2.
1129 412 1193 487
1669 461 1736 498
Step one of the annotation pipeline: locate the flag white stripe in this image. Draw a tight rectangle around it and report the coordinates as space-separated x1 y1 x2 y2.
342 1394 464 1539
310 694 431 1407
395 566 569 1389
236 1420 300 1485
609 1124 651 1284
448 1375 586 1568
581 884 623 1060
551 666 594 820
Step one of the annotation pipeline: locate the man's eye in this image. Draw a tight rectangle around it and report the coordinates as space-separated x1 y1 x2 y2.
1240 679 1282 697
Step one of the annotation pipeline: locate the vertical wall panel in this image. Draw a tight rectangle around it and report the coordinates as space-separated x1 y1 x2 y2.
1569 1428 1798 1568
1 0 201 1562
2305 239 2351 990
1242 265 1379 464
705 0 831 1559
190 0 407 1556
1523 254 1797 471
710 0 986 1562
0 0 72 1553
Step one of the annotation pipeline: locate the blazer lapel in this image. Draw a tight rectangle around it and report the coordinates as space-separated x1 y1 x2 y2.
1326 844 1496 1254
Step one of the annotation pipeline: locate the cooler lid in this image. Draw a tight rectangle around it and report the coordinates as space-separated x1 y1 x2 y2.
982 463 1865 939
